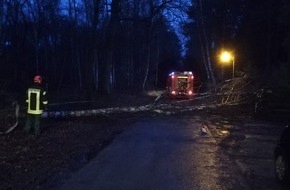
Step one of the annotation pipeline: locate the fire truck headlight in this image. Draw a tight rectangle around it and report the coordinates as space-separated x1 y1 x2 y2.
188 91 193 95
171 91 176 95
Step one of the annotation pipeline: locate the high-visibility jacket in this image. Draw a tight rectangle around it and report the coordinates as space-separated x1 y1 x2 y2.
26 84 48 115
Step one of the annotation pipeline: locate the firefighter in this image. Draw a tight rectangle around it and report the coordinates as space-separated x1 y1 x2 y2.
24 75 48 135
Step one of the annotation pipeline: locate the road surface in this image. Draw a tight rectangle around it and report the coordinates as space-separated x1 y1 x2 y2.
55 115 286 190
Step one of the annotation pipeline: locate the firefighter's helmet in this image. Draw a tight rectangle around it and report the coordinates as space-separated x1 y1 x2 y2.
34 75 42 84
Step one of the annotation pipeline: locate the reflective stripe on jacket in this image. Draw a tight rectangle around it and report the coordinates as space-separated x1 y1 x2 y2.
26 85 48 115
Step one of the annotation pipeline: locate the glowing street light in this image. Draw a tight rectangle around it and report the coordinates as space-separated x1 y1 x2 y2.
219 51 235 78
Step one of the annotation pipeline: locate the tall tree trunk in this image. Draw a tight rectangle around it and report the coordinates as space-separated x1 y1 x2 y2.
0 0 3 56
198 0 216 85
93 50 99 90
197 20 210 81
265 0 272 73
91 0 100 92
128 51 134 88
77 51 82 89
69 0 76 88
27 0 40 74
155 38 160 87
142 43 150 91
105 51 113 93
33 27 39 74
104 0 120 94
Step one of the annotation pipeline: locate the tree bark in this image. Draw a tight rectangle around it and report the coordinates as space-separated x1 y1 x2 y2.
198 0 216 85
104 0 120 94
91 0 100 92
155 38 160 86
0 0 3 56
142 43 151 91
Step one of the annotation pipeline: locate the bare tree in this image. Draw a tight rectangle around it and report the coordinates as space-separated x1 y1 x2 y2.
103 0 120 94
82 0 101 95
4 0 28 83
0 0 3 56
196 0 215 85
25 0 42 74
141 0 180 91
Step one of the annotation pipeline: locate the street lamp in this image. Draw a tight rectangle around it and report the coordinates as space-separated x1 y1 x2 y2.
219 51 235 78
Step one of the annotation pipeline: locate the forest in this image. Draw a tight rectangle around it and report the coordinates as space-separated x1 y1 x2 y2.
0 0 290 102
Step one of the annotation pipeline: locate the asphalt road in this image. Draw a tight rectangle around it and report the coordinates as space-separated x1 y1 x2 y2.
53 114 288 190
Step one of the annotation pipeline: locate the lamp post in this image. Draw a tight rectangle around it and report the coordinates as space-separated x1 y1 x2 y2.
232 56 235 79
220 51 235 79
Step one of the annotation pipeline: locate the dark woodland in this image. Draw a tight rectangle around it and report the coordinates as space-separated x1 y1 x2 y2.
0 0 290 101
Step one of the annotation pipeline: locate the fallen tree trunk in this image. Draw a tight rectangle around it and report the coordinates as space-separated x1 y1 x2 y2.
1 78 258 134
42 105 152 118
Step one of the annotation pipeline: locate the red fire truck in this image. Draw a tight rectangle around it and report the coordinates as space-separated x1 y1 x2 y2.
167 71 194 98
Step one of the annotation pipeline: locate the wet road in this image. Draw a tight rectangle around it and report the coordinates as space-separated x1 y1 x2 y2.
55 115 274 190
